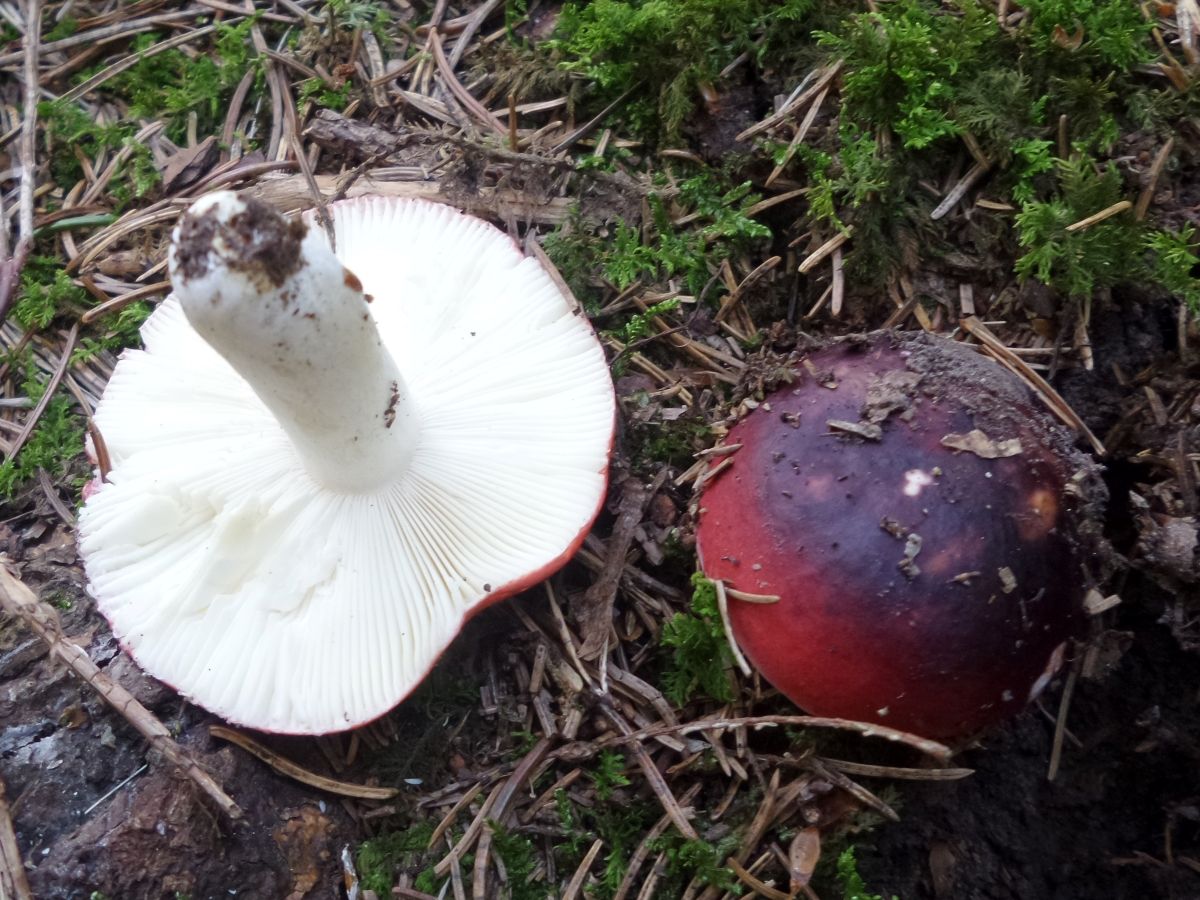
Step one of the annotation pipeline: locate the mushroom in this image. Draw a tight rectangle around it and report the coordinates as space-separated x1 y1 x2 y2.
78 192 615 734
696 333 1105 739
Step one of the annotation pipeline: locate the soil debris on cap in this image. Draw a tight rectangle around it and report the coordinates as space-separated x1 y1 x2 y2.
174 196 308 290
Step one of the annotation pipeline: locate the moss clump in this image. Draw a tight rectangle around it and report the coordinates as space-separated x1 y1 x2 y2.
836 847 896 900
0 369 85 499
102 19 261 143
488 823 542 900
356 821 435 895
552 0 817 142
660 573 734 706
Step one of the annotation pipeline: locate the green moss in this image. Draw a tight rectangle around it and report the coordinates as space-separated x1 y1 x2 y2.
13 259 87 330
818 0 996 150
1146 226 1200 313
590 801 658 898
836 847 896 900
553 0 816 141
356 821 436 895
588 749 632 801
0 369 85 499
298 76 351 111
47 591 73 611
653 834 740 894
1013 156 1141 297
554 788 587 857
326 0 393 39
44 16 78 42
488 823 542 900
39 91 162 201
1020 0 1152 69
612 296 681 343
625 411 711 470
103 19 261 143
660 572 734 705
71 302 153 365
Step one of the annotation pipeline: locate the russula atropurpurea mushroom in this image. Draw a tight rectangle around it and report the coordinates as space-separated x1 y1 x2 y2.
79 192 615 734
696 332 1105 740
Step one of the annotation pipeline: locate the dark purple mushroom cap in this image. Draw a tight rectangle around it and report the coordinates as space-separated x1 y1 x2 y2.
697 333 1104 739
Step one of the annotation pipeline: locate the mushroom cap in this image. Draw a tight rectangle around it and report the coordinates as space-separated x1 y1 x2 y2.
79 196 615 734
697 333 1101 739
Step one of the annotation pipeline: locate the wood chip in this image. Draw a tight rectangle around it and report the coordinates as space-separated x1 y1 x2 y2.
1084 589 1122 616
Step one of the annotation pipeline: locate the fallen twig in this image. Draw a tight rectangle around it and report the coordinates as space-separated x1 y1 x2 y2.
0 776 32 900
208 725 399 800
608 714 952 761
578 470 668 660
960 315 1105 455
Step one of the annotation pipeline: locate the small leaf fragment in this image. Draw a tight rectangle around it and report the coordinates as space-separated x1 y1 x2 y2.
941 429 1023 458
788 826 821 890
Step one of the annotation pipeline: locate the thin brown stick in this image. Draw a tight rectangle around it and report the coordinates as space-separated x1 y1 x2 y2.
446 0 504 70
960 315 1105 455
0 562 242 819
429 30 507 137
736 62 843 142
1134 138 1174 221
614 784 702 900
694 770 781 900
608 714 951 760
579 471 667 659
1047 655 1081 782
765 83 829 187
434 781 504 877
472 823 493 900
819 757 974 781
79 282 171 324
208 726 399 800
930 160 992 220
18 0 41 247
0 776 32 900
727 857 791 900
488 736 552 825
561 839 604 900
1065 200 1132 233
0 9 203 66
599 702 699 840
805 756 899 822
715 256 780 323
798 230 851 274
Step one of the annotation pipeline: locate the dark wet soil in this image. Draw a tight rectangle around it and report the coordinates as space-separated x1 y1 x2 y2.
857 590 1200 900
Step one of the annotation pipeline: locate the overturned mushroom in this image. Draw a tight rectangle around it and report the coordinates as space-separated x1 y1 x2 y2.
697 333 1105 740
79 192 615 734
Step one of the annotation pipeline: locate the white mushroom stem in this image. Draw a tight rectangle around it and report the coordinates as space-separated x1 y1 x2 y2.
168 192 418 492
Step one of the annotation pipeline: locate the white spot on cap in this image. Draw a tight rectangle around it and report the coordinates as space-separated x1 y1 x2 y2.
903 469 934 497
1001 689 1014 702
876 706 890 717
